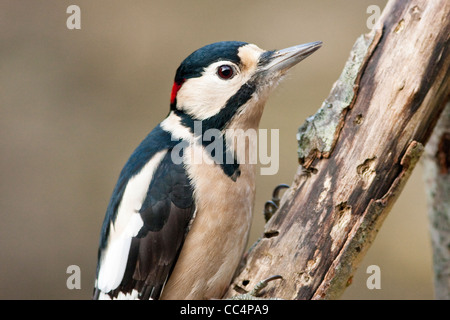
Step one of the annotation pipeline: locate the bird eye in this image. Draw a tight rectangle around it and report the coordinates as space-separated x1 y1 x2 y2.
217 65 235 80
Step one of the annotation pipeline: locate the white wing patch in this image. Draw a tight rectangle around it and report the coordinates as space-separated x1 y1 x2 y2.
96 150 167 295
98 289 141 300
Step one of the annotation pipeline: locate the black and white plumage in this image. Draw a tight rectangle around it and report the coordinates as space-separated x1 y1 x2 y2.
93 40 321 300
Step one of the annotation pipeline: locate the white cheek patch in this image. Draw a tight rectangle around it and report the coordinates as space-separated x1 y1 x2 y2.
177 61 251 120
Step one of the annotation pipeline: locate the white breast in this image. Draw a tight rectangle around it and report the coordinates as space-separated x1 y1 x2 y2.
160 143 256 299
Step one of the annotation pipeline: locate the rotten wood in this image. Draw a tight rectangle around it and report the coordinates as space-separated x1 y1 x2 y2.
224 0 450 300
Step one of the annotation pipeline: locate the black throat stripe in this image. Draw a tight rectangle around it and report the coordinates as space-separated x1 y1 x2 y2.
174 80 256 180
176 80 256 132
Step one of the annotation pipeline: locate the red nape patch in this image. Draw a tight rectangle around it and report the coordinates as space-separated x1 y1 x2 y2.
170 79 185 105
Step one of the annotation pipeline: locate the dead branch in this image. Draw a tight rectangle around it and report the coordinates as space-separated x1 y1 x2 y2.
224 0 449 299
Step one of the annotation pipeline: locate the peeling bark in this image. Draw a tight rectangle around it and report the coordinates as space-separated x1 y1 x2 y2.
224 0 450 300
297 28 382 168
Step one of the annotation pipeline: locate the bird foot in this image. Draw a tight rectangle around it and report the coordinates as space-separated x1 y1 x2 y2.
228 275 283 300
263 184 289 222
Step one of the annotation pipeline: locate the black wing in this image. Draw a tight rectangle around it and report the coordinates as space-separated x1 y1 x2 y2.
94 147 195 300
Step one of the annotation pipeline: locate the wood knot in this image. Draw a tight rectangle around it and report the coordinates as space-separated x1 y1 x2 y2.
353 114 364 125
409 5 421 20
357 156 377 189
394 19 405 33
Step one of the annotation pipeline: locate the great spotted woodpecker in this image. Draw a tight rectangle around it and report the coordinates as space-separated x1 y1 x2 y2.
93 40 321 300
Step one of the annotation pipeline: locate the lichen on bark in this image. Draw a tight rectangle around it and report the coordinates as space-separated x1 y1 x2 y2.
297 30 380 167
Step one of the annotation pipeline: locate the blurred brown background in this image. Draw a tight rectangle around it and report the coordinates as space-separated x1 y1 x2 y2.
0 0 434 299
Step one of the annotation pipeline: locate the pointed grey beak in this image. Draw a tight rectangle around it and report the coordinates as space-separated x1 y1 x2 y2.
260 41 322 73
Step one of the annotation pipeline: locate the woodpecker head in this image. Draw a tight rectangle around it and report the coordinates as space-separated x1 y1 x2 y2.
169 41 322 132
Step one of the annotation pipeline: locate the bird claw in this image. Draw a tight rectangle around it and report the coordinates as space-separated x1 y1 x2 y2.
228 275 284 300
230 184 289 300
263 184 289 222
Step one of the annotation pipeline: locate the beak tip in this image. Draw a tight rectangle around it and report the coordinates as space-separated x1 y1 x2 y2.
260 41 323 73
309 41 323 52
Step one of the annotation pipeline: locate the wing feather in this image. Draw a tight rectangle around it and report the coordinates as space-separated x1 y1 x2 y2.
94 147 195 300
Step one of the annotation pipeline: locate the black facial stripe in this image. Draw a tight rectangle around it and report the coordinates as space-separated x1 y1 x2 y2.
173 79 256 180
176 80 256 133
174 108 241 179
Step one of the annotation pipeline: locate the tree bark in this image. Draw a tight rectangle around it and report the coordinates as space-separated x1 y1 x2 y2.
423 102 450 299
224 0 449 300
